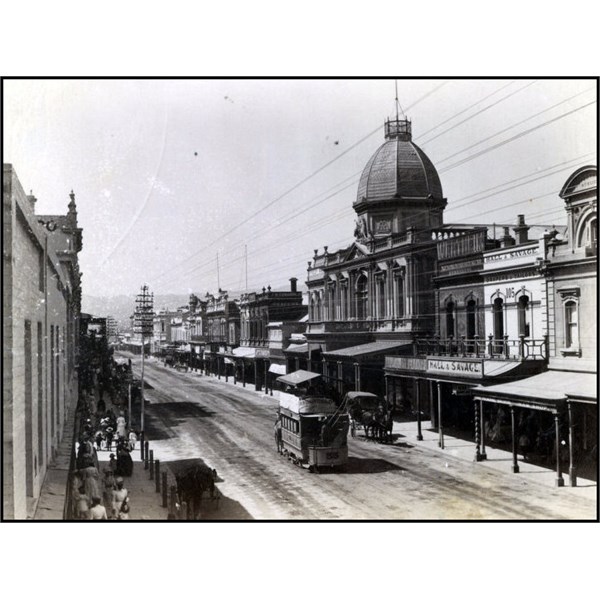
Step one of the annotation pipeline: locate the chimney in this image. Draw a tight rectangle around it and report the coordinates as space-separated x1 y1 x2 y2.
501 227 515 248
27 191 37 212
290 277 298 293
513 214 530 245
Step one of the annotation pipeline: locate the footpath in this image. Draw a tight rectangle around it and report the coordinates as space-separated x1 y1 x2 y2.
34 380 172 520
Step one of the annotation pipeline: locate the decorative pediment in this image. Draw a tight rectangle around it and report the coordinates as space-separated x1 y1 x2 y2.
342 241 370 263
560 166 597 200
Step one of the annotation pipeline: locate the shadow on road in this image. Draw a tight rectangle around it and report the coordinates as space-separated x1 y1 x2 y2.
163 457 254 521
345 456 405 474
143 402 216 441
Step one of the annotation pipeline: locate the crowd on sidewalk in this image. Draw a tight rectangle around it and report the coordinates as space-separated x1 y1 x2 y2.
71 378 139 520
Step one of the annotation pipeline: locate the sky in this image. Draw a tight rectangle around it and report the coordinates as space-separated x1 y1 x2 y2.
3 78 597 299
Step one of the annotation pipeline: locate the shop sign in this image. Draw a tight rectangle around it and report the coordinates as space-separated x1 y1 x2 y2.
385 356 427 372
427 358 483 378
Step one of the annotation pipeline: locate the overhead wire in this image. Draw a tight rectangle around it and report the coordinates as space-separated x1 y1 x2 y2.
153 85 594 294
150 81 449 285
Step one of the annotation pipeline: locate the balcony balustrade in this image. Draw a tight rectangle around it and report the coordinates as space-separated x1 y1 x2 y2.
415 334 548 361
307 317 419 334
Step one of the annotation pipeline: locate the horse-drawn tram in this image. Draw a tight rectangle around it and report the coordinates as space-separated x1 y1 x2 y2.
277 393 349 472
275 371 349 472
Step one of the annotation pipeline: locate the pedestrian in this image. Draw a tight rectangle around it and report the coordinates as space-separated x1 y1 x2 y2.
89 496 108 520
108 453 117 473
105 427 114 452
116 412 127 440
128 430 137 452
82 465 101 504
102 469 116 518
116 441 134 477
112 477 129 520
74 486 90 520
95 430 104 452
274 414 283 454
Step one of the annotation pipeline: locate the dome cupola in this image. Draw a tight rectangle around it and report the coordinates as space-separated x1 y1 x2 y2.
353 116 446 237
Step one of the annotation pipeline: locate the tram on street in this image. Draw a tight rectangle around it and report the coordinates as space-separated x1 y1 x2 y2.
275 370 349 472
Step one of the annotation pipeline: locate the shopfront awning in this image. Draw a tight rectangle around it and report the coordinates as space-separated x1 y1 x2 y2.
269 364 287 375
232 347 257 358
284 343 309 354
473 370 597 408
277 369 321 386
323 340 411 359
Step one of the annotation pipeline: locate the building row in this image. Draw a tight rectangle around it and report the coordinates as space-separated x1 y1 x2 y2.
303 117 597 487
3 164 83 519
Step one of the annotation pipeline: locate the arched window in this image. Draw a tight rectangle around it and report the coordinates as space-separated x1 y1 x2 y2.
356 274 368 320
377 277 386 318
316 293 322 322
340 283 347 320
466 299 476 340
310 296 315 322
517 296 530 337
395 274 404 317
493 298 504 341
564 300 578 348
446 301 455 338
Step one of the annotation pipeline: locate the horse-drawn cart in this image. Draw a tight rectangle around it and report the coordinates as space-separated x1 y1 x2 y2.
344 391 392 442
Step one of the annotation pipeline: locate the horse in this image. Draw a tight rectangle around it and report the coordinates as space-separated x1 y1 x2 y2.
175 464 218 519
362 410 387 442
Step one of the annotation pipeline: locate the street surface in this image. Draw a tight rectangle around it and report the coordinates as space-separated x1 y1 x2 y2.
125 353 597 520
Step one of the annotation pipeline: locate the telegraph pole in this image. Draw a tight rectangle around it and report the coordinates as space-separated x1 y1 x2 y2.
134 285 154 436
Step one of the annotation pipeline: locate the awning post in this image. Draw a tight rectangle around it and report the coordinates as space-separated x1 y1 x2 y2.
510 407 519 473
568 402 577 487
474 399 483 462
480 400 487 460
416 378 423 441
437 382 444 449
555 413 565 487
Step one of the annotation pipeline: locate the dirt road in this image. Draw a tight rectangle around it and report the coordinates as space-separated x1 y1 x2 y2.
128 354 596 520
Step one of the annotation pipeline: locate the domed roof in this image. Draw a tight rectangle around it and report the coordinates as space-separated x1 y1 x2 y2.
356 119 443 205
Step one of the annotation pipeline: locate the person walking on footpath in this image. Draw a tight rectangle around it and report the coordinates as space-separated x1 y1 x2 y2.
128 430 138 452
74 486 90 520
89 497 108 520
103 469 116 518
116 412 127 440
112 477 129 520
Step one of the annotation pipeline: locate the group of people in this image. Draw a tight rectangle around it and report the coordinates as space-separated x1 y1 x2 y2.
72 378 138 520
72 468 130 520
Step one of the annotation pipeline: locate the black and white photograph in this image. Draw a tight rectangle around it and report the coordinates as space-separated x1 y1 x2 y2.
3 77 597 523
